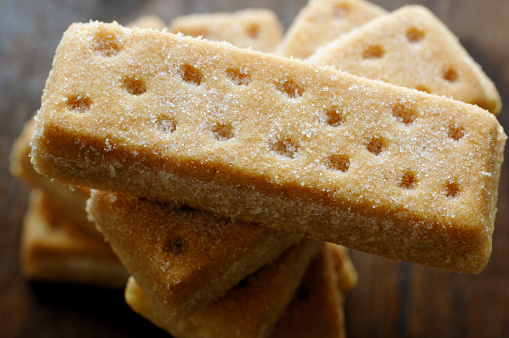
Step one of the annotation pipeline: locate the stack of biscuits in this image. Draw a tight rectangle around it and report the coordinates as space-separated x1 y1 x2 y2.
10 0 505 337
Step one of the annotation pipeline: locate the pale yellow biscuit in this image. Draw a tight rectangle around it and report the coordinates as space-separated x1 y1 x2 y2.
310 6 502 114
87 190 300 318
31 22 506 273
20 189 128 287
128 15 166 30
276 0 386 59
169 9 282 53
10 117 96 237
125 240 322 338
270 244 346 338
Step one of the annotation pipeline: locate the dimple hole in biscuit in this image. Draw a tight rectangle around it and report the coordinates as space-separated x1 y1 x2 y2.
226 67 251 86
398 170 417 189
180 205 198 212
323 107 345 127
362 45 385 59
406 27 425 43
154 118 177 135
443 67 459 83
366 137 386 155
64 94 92 114
184 28 208 38
392 103 416 126
324 154 350 173
210 122 234 141
445 181 460 199
269 137 299 159
448 124 465 141
276 79 304 99
179 64 204 85
246 23 260 39
414 85 431 94
296 285 311 301
91 30 122 57
237 277 249 288
122 76 147 95
473 99 492 112
164 237 189 256
332 2 349 18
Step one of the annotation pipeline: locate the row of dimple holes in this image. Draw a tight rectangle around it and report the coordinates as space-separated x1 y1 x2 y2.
361 26 460 93
69 30 465 199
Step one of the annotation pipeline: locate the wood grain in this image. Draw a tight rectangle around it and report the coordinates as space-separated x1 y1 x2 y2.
1 0 507 337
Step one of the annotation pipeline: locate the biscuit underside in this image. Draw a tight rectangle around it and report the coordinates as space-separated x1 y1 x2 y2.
31 22 506 273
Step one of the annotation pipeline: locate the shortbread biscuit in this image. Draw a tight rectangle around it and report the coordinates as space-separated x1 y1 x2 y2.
21 189 128 287
310 6 502 114
10 117 96 237
170 9 282 52
276 0 386 59
125 240 322 338
327 243 358 293
270 244 346 338
87 190 300 317
31 22 506 273
128 15 166 30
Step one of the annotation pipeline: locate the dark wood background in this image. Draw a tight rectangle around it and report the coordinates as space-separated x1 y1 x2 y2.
1 0 508 337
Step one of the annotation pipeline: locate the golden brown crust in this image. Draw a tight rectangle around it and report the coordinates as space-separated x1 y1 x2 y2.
326 243 358 294
310 6 502 114
31 22 506 273
87 190 300 317
125 240 322 338
276 0 386 59
10 117 96 237
270 244 346 338
20 190 128 287
170 9 283 53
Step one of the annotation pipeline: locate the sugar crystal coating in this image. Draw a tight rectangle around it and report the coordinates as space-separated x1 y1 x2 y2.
31 21 506 273
309 6 502 114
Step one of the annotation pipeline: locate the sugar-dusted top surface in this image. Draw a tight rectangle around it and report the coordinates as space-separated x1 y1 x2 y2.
33 21 505 234
309 6 502 114
169 9 283 53
276 0 387 59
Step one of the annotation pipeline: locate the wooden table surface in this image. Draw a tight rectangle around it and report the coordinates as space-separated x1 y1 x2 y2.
1 0 508 337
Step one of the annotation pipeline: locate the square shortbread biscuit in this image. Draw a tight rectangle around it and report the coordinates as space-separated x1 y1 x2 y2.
31 22 506 273
309 6 502 114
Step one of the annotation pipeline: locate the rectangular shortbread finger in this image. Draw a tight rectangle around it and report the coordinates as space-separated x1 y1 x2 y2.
169 9 283 53
125 240 322 338
309 6 502 114
275 0 386 59
31 22 506 273
87 190 301 318
21 190 128 288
